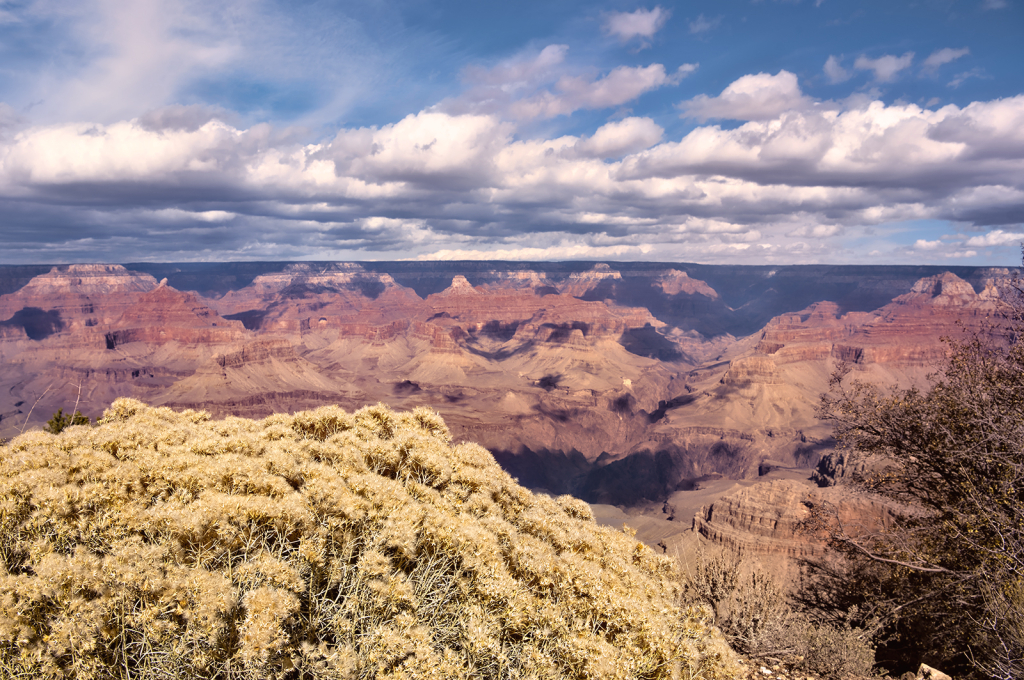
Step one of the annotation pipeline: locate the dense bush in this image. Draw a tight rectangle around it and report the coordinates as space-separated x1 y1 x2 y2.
0 399 738 679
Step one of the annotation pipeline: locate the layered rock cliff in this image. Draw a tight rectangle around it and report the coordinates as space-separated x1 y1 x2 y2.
0 262 1012 552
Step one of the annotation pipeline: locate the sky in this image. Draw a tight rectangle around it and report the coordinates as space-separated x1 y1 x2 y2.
0 0 1022 265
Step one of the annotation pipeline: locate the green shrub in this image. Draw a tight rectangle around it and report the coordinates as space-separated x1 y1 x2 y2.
44 408 90 435
0 399 739 679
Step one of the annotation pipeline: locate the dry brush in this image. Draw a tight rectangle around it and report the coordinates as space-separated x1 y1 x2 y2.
0 399 738 679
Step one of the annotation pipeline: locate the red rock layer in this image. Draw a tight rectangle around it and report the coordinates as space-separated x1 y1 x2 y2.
0 264 159 333
693 479 897 560
426 276 660 342
105 285 247 347
744 272 1009 371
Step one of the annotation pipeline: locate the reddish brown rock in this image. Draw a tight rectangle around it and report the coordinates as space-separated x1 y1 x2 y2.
720 356 783 385
213 263 428 332
556 263 624 298
104 284 247 348
656 269 719 298
693 479 897 561
0 264 159 335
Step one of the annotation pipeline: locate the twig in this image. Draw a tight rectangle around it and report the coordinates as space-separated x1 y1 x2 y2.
840 534 953 574
19 383 53 434
70 381 83 424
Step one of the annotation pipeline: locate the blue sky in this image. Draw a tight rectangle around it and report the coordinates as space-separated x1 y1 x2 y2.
0 0 1022 264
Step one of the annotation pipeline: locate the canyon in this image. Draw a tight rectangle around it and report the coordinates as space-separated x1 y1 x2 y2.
0 260 1013 566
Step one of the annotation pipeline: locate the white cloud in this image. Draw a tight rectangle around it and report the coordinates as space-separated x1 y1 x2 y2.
604 7 670 45
823 56 850 84
574 117 664 158
0 0 424 131
965 229 1024 246
152 208 236 222
983 0 1008 9
788 225 841 238
854 52 915 82
923 47 970 72
445 47 679 121
948 68 986 88
689 14 721 34
675 63 700 80
511 64 679 120
330 111 514 187
34 0 240 124
461 44 568 90
679 70 816 121
2 69 1024 265
416 243 654 261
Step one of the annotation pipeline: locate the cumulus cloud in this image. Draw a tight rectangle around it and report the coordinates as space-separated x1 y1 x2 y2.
675 63 700 79
679 70 816 121
1 69 1023 265
965 229 1024 246
574 117 664 158
138 104 234 132
854 52 915 82
923 47 970 72
461 45 569 91
823 56 850 84
604 7 670 46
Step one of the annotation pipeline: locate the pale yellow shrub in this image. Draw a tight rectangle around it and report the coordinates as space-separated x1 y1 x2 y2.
0 399 739 679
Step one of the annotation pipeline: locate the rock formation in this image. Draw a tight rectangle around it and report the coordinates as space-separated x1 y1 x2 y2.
691 478 897 560
0 262 1012 572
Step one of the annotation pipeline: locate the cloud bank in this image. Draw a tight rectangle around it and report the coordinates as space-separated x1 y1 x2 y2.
2 66 1022 264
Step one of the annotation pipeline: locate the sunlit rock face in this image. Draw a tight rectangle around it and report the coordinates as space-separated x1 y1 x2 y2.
0 264 159 337
692 479 898 560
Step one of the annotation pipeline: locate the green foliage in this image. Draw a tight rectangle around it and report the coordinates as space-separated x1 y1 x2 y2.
820 323 1024 677
0 399 739 680
43 408 90 434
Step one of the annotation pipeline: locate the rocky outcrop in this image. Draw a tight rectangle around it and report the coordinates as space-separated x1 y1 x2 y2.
104 284 247 348
655 269 718 298
0 264 159 335
720 356 782 385
214 263 427 331
693 479 898 560
557 263 623 298
743 272 1009 371
213 338 296 368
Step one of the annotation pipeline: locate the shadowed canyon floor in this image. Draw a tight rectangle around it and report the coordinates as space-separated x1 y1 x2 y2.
0 261 1013 561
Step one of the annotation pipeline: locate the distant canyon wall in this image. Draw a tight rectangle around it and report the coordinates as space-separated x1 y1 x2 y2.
0 261 1014 510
